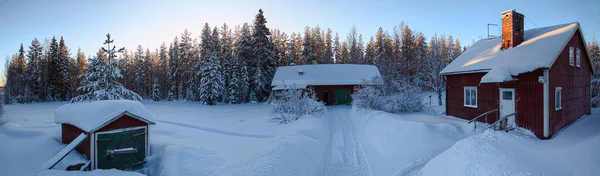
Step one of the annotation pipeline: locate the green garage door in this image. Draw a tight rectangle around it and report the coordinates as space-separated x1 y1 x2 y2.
334 89 352 105
96 127 146 170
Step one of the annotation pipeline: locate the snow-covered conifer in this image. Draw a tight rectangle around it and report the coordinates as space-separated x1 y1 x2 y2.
71 33 142 103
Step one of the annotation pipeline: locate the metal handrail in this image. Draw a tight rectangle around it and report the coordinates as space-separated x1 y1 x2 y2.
488 112 518 129
468 109 498 123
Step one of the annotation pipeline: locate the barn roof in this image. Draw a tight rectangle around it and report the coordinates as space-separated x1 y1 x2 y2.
271 64 382 89
440 22 593 83
54 100 156 132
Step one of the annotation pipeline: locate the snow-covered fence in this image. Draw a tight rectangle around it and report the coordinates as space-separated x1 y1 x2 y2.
353 76 424 114
270 88 325 124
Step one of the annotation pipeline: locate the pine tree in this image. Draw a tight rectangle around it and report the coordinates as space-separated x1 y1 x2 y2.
250 9 275 102
158 43 170 99
324 28 334 64
364 36 376 64
302 26 314 64
347 26 361 64
133 45 147 97
333 33 341 63
72 33 142 103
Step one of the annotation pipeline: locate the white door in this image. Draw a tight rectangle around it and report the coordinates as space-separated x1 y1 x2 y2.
500 88 516 128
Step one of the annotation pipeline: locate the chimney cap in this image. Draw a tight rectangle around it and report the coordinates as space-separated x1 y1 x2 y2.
502 9 517 14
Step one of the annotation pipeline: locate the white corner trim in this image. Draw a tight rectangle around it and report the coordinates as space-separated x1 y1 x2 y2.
89 132 95 170
543 69 550 138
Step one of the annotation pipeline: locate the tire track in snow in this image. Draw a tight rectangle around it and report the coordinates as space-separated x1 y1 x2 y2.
158 120 274 138
322 108 374 176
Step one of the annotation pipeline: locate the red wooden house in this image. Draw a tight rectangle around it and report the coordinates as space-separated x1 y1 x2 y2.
271 64 382 105
440 10 594 139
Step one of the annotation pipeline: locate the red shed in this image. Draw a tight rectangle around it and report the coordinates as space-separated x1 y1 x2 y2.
54 100 156 170
270 64 382 105
440 10 594 139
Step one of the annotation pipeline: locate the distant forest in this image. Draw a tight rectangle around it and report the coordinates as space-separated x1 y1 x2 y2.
13 9 588 105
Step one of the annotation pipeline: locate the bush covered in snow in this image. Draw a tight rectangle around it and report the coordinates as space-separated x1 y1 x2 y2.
271 88 325 124
353 76 424 113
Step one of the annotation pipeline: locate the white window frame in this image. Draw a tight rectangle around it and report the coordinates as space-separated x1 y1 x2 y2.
569 46 575 66
576 48 581 67
555 87 562 111
464 86 477 108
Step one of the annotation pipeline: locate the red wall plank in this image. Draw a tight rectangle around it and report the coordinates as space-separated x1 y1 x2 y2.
549 29 592 136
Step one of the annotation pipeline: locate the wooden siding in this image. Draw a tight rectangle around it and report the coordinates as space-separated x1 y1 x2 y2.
446 29 592 139
312 85 357 105
549 29 592 136
446 70 545 138
61 124 91 159
97 114 148 132
62 114 150 160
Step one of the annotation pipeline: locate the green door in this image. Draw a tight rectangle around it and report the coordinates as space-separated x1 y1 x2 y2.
96 127 146 170
334 89 352 105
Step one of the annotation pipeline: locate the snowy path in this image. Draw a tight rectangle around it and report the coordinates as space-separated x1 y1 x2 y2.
322 108 373 176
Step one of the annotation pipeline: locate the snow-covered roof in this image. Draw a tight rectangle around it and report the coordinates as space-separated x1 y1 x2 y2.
54 100 156 132
271 64 382 88
440 22 591 83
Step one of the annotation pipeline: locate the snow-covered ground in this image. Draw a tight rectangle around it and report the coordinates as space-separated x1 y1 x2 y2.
1 94 600 176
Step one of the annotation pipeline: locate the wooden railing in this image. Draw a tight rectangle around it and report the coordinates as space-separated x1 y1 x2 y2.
488 112 518 130
468 109 498 131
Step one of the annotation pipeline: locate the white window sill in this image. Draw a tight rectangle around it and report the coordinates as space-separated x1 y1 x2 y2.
555 107 562 111
464 105 478 108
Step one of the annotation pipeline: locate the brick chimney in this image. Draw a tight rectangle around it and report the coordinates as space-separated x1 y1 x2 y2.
501 9 524 49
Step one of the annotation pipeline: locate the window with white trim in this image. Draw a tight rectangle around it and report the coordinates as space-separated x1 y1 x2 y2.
464 86 477 108
555 87 562 110
569 46 574 66
576 48 581 67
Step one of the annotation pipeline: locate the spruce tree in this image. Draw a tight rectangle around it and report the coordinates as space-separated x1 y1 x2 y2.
199 27 224 105
250 9 275 102
234 23 253 102
25 39 44 101
151 79 160 101
220 24 234 102
72 33 142 103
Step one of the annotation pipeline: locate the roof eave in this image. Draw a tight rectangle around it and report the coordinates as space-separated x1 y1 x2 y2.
440 69 491 76
87 111 156 133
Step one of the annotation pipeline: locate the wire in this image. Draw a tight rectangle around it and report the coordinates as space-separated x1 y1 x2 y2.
525 16 539 28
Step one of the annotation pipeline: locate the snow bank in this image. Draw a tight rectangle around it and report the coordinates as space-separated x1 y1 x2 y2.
271 64 382 88
420 113 600 176
54 100 156 132
350 108 475 176
440 22 581 83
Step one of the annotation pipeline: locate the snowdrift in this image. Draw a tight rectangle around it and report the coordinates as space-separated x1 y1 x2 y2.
350 108 475 176
420 114 600 176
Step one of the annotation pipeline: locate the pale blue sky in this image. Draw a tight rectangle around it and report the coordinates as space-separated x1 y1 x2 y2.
1 0 599 75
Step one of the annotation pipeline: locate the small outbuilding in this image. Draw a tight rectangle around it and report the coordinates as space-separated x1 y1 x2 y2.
54 100 156 170
440 10 593 139
271 64 382 105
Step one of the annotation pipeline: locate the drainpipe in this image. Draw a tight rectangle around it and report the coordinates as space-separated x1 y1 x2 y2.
543 69 550 138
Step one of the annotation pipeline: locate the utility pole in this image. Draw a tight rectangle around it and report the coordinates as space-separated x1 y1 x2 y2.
488 23 498 38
